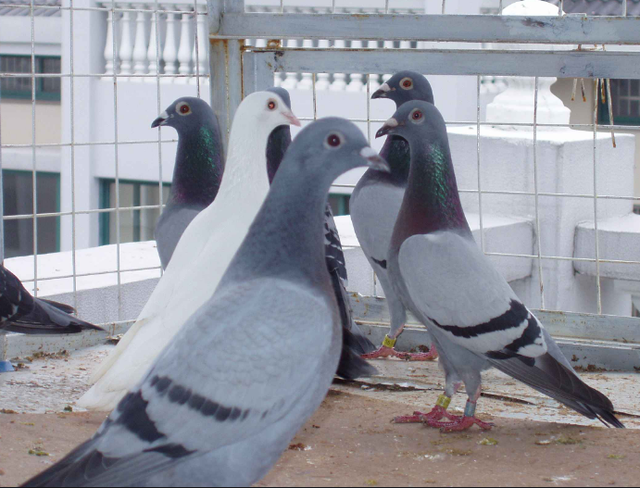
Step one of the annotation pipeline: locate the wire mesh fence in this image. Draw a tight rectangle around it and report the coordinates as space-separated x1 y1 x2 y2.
1 0 640 340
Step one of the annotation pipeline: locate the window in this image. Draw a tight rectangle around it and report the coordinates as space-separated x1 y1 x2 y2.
328 193 350 216
99 180 170 246
600 79 640 126
2 170 60 258
0 55 61 101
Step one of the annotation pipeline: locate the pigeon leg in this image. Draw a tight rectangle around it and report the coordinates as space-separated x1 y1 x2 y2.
393 393 460 424
362 331 438 361
425 389 494 432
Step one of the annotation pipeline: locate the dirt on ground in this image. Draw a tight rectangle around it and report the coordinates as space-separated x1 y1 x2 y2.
1 390 639 487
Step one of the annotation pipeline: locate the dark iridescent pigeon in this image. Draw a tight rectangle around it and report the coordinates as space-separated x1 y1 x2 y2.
380 101 623 431
23 118 388 487
152 97 224 270
0 264 103 371
265 87 377 379
350 71 438 360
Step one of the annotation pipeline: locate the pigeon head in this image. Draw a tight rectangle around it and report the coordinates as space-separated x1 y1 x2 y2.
371 71 435 107
265 86 292 110
238 91 301 136
151 97 217 133
282 118 389 183
376 100 446 146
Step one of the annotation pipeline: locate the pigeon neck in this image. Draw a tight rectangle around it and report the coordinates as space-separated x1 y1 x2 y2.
169 122 224 208
378 135 411 184
266 125 292 184
224 164 330 289
216 116 272 201
401 136 469 236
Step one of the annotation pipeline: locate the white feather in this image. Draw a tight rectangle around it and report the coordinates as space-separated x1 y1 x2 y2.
78 92 297 412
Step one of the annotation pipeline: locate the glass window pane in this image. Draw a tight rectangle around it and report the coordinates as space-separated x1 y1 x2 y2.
2 171 59 258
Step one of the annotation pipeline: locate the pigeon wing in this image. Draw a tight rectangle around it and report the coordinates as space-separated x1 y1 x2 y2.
26 278 336 486
398 231 547 358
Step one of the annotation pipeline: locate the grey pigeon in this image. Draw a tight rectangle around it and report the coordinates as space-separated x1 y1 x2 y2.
266 87 376 379
379 101 623 431
350 71 437 360
23 118 388 487
152 97 224 269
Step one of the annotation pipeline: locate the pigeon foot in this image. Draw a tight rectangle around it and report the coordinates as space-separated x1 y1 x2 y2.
426 415 494 433
362 336 438 361
393 397 459 424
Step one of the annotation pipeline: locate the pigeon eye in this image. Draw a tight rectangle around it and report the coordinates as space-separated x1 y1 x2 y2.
400 77 413 90
325 132 343 149
178 103 191 115
267 100 277 111
410 109 424 123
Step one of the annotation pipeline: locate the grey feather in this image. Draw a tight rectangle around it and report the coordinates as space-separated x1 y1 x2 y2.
265 87 377 373
351 71 434 340
152 97 225 270
383 100 623 429
23 118 387 487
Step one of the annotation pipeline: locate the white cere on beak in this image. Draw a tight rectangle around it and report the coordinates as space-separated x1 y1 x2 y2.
160 110 169 120
360 146 379 160
379 83 391 93
385 117 399 128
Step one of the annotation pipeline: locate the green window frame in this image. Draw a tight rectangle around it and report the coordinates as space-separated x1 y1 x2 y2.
0 55 62 102
99 179 171 246
599 79 640 126
328 193 350 216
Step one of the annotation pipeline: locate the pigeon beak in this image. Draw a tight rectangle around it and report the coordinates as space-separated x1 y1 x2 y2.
372 83 392 100
151 111 170 128
283 110 301 127
376 117 399 139
360 146 390 173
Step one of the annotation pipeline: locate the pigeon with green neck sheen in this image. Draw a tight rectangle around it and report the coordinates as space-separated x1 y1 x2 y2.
380 100 624 431
78 91 301 412
350 71 437 361
265 87 376 379
23 118 389 487
152 97 224 270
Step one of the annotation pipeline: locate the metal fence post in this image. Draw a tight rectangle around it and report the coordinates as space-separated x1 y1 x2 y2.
207 0 245 153
0 85 5 363
0 84 4 264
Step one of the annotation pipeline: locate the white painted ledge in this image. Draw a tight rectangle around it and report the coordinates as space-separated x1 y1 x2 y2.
1 213 533 359
574 213 640 281
337 212 534 298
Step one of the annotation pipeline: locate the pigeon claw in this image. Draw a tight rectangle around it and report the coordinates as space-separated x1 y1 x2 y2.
425 415 495 433
392 406 459 424
362 345 438 361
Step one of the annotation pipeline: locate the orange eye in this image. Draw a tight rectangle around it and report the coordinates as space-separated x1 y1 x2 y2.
178 103 190 115
268 100 277 110
400 77 413 90
412 110 423 121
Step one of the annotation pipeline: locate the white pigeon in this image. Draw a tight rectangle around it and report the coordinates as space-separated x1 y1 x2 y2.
78 91 300 412
23 118 389 487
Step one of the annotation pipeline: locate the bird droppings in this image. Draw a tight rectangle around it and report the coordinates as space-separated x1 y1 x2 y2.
478 437 499 446
27 449 49 457
288 443 307 451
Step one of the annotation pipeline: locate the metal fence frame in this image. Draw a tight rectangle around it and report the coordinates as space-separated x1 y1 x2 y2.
208 0 640 370
0 0 640 369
